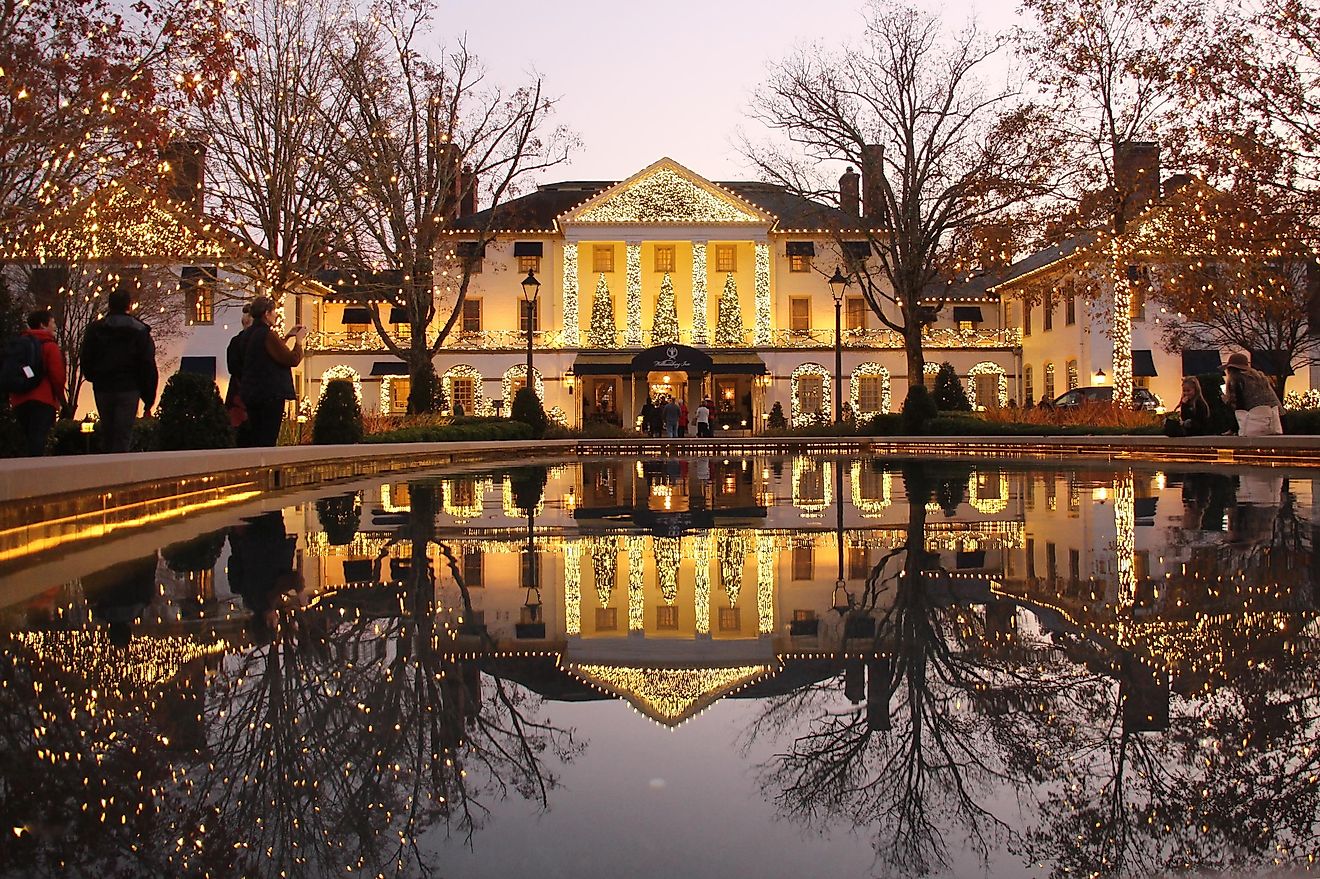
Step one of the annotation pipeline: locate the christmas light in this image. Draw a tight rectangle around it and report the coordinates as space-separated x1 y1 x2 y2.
966 361 1009 409
790 362 831 426
651 273 680 344
565 663 772 726
317 365 362 406
501 364 544 403
691 242 709 344
754 242 771 345
564 541 582 636
849 362 892 417
561 243 580 346
625 243 642 346
627 535 645 633
588 274 617 348
441 364 487 415
714 273 744 346
570 163 768 225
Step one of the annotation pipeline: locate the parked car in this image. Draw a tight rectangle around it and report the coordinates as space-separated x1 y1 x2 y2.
1051 386 1163 412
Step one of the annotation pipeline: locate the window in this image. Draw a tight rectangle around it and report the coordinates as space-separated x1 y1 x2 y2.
1066 359 1079 391
1043 291 1054 331
859 375 884 413
450 376 476 414
847 546 870 580
1025 538 1036 579
715 244 737 273
718 607 741 631
789 253 811 272
789 297 811 331
1065 291 1076 325
654 245 675 273
520 299 540 333
792 545 814 580
797 375 824 416
1024 365 1034 405
462 298 482 333
1023 301 1032 336
1046 542 1058 583
975 373 999 408
389 377 410 415
845 296 868 330
1130 285 1146 320
181 266 216 325
958 320 975 333
1043 362 1056 400
656 606 679 630
518 254 540 274
593 244 615 273
1069 548 1080 587
596 608 618 630
463 549 483 587
859 465 886 503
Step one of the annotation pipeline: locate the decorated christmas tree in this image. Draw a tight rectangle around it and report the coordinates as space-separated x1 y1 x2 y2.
651 273 680 344
714 273 744 346
588 273 617 347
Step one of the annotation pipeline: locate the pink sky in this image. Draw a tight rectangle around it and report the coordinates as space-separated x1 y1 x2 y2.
441 0 1020 184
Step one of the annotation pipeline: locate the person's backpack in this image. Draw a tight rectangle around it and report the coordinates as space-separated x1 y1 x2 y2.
0 334 45 394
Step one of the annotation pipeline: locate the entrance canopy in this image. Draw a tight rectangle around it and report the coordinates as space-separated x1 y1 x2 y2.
573 346 766 377
631 344 713 375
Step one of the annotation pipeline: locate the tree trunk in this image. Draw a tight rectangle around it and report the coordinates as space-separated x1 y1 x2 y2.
904 322 926 395
408 338 437 415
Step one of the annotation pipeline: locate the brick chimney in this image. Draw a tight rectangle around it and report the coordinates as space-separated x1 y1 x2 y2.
1114 141 1160 225
160 139 206 212
839 166 860 217
861 144 885 220
439 143 462 219
459 165 478 217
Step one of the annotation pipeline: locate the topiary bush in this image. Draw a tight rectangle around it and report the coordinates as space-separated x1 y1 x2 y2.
767 401 787 430
162 529 226 574
508 466 549 515
316 491 362 545
932 362 972 411
511 386 548 438
901 384 938 433
156 372 232 451
313 378 363 445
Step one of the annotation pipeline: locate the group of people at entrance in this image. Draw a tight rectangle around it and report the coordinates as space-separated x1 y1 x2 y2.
5 290 305 456
640 395 714 438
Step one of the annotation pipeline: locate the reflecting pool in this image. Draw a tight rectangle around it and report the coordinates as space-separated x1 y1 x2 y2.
1 456 1318 878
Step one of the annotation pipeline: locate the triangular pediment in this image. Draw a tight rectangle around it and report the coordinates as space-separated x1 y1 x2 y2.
566 662 774 726
0 179 250 264
561 158 774 226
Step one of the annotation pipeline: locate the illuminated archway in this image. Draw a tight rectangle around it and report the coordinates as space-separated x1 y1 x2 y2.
849 362 892 417
966 361 1009 410
790 362 831 426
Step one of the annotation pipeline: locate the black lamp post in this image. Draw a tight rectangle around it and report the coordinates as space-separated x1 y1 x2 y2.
831 456 849 617
828 266 849 423
521 269 541 390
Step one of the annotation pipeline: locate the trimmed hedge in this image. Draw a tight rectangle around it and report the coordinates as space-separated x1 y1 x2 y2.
313 378 364 445
156 372 233 451
364 420 535 444
1283 409 1320 435
922 415 1163 436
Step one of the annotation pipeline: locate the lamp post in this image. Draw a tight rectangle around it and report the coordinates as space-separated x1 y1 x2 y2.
521 269 541 392
831 458 851 617
828 266 849 423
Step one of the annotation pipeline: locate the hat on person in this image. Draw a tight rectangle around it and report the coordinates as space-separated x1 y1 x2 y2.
249 296 276 318
1222 352 1251 372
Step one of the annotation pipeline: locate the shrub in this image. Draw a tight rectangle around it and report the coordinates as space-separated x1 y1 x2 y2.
932 362 972 411
511 386 548 438
1284 409 1320 435
364 420 535 444
162 529 227 574
862 413 905 436
767 401 788 430
901 384 938 433
46 415 158 455
508 466 549 514
155 372 232 451
313 378 363 445
316 491 362 545
0 397 24 457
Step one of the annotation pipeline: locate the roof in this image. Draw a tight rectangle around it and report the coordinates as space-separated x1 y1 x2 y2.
986 231 1100 293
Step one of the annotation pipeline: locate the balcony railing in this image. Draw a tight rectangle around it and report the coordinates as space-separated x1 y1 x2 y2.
306 326 1020 353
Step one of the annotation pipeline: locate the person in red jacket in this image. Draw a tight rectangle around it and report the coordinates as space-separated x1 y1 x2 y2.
9 309 67 456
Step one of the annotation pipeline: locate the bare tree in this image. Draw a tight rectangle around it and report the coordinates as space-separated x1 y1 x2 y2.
326 1 574 413
745 3 1054 410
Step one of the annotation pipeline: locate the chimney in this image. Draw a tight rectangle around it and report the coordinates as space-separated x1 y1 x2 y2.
438 143 462 219
459 164 478 217
1114 141 1160 225
861 144 885 220
160 139 206 212
839 166 860 217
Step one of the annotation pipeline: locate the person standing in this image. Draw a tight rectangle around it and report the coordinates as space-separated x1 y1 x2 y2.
80 288 157 453
678 398 689 437
7 309 66 456
662 396 681 438
225 304 253 445
1222 352 1283 436
239 296 305 447
694 398 712 438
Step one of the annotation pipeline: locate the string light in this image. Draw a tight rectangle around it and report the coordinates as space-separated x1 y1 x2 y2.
587 273 617 348
691 242 709 345
561 243 580 346
317 365 362 405
790 362 831 426
714 272 745 346
625 243 643 346
754 242 771 345
570 163 769 225
849 362 892 417
966 361 1009 409
441 364 487 415
651 273 680 344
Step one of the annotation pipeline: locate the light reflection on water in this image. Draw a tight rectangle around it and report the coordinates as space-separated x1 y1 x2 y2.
0 457 1317 878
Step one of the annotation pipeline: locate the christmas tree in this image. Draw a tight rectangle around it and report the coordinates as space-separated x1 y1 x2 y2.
932 362 972 411
651 273 680 344
714 273 744 346
588 273 617 348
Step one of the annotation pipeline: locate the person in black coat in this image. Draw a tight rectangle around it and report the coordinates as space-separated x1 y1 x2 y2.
80 288 158 453
1165 377 1212 437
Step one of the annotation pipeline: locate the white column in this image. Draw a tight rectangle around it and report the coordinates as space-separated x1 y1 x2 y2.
693 532 711 636
756 533 775 635
626 242 642 346
691 241 709 345
561 243 580 346
627 535 645 634
754 241 771 345
564 540 581 636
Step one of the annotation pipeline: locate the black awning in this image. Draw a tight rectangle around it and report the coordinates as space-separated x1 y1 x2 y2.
388 307 409 324
955 550 986 569
342 559 375 583
1134 496 1157 520
179 356 216 379
786 241 815 256
513 241 544 257
842 241 872 259
1132 349 1157 377
631 344 714 375
1182 349 1222 376
342 306 372 324
710 353 769 375
370 361 408 376
1252 349 1295 376
952 306 983 322
573 353 634 376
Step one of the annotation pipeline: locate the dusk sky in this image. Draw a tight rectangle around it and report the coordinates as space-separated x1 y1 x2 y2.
442 0 1022 185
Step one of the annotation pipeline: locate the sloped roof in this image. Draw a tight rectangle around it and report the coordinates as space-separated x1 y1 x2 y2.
563 157 776 226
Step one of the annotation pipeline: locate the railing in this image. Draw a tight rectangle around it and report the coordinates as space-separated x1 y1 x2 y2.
769 327 1021 349
306 328 564 352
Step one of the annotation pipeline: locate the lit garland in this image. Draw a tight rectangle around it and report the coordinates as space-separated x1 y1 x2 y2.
791 456 832 517
626 535 645 633
714 272 744 346
379 482 409 512
789 363 831 427
753 242 771 345
378 374 404 414
966 361 1009 410
850 460 893 516
572 165 766 224
564 541 582 636
1066 359 1079 391
501 364 545 403
718 529 750 606
547 405 568 427
693 531 712 635
967 471 1010 515
625 243 643 346
651 273 680 344
757 533 775 634
655 536 681 604
1115 470 1136 609
588 273 617 348
318 364 362 406
12 629 228 691
442 476 489 521
691 242 709 344
501 475 543 518
566 663 772 726
1043 361 1056 399
592 536 618 607
441 364 487 416
562 243 580 346
1285 388 1320 409
849 362 892 417
1111 244 1135 402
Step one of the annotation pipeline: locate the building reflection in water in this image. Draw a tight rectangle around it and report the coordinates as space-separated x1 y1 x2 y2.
0 458 1317 878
